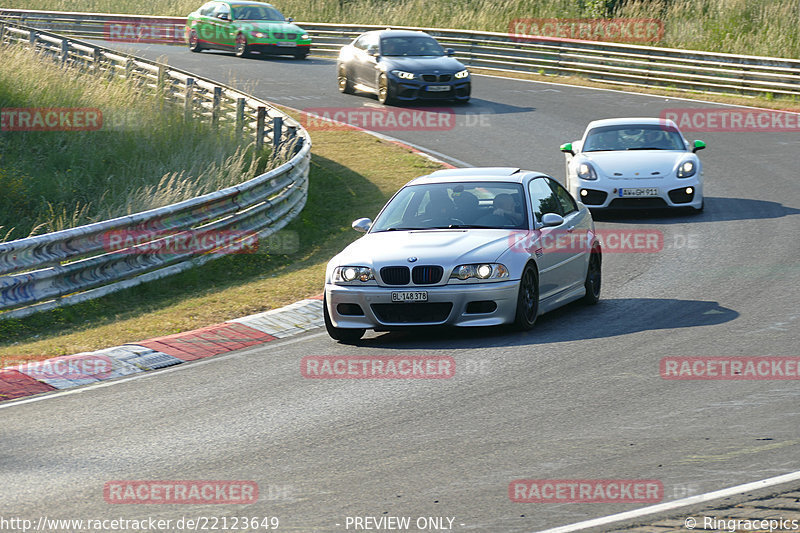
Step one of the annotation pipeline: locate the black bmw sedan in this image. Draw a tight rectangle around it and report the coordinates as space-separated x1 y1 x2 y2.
337 29 471 105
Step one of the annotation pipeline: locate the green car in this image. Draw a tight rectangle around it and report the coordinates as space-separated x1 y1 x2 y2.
185 0 311 59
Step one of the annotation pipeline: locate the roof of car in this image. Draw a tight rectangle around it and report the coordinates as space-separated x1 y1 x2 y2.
408 167 547 185
361 29 432 39
586 117 678 129
222 1 276 6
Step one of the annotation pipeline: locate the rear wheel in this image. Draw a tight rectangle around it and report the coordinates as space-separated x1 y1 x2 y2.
234 33 251 58
377 74 395 105
338 66 354 94
582 245 601 304
188 30 203 52
324 295 365 343
512 264 539 330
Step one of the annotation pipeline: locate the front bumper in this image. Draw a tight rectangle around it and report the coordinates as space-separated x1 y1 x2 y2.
573 179 703 210
389 78 471 101
326 280 519 329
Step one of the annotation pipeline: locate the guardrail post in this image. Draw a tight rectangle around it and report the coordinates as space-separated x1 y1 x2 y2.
28 29 36 50
125 58 134 80
272 116 283 151
256 106 266 149
211 86 221 127
157 65 166 94
184 77 195 121
0 22 6 45
235 97 245 138
59 38 68 64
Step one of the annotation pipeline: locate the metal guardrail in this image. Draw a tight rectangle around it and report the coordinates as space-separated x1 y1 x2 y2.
0 8 798 98
0 19 311 320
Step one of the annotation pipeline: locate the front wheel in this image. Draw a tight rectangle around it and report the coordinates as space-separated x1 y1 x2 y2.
582 245 601 304
188 30 203 52
234 33 251 58
324 295 365 343
338 66 354 94
294 50 309 60
377 74 395 105
512 264 539 330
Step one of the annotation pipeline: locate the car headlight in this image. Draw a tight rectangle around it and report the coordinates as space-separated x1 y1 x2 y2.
391 70 415 80
251 31 266 38
454 69 469 79
450 263 509 281
677 160 696 178
577 162 598 181
333 266 374 283
300 33 309 40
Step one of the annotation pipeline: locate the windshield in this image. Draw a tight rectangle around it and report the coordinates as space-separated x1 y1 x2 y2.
583 124 686 151
231 4 285 21
371 182 528 232
380 36 445 56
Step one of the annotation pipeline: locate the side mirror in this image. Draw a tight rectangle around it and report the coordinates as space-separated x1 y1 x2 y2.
445 48 455 56
352 218 372 233
560 142 574 156
541 213 564 227
217 13 229 20
367 46 379 57
692 140 706 153
287 17 294 23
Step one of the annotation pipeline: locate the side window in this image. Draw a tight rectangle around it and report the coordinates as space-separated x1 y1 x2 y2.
199 2 216 16
214 2 230 18
528 178 560 224
353 35 368 50
547 179 578 216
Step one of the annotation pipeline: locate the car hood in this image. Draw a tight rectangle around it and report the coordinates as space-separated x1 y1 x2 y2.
235 21 305 34
578 150 691 178
331 229 515 269
381 56 465 73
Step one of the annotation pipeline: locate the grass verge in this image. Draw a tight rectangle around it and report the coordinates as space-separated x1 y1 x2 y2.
0 128 442 362
2 0 798 59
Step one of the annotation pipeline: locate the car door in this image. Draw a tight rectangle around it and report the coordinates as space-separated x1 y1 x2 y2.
527 177 570 300
192 1 217 46
354 33 380 87
211 2 234 48
546 178 591 291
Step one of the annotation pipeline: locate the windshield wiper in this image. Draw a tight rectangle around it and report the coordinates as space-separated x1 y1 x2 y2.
627 147 665 150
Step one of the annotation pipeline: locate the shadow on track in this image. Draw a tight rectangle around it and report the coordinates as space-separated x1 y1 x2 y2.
591 197 800 225
355 297 738 348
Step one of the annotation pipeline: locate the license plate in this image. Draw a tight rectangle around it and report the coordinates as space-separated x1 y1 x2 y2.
426 85 450 92
619 187 659 197
391 291 428 302
276 42 297 47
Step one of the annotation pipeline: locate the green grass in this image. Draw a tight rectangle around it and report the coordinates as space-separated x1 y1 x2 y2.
2 0 798 58
0 129 442 360
0 45 272 242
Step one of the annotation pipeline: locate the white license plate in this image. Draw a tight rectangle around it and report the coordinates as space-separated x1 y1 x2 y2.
276 42 297 47
426 85 451 92
620 187 659 197
391 291 428 302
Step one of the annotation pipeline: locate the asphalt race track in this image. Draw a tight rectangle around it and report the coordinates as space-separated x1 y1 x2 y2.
2 43 799 532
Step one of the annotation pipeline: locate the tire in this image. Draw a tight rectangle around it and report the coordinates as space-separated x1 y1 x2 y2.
294 50 309 60
338 66 354 94
582 245 601 305
324 295 365 343
694 199 704 213
377 74 395 105
188 30 203 52
234 33 251 58
512 263 539 331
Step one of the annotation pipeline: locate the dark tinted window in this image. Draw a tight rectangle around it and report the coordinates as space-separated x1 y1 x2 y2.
547 179 578 216
231 4 285 20
528 178 561 224
380 36 444 56
198 2 217 15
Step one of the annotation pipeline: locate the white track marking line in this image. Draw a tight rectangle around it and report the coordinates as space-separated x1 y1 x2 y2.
533 470 800 533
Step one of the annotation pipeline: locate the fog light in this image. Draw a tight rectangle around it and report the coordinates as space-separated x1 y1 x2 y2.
580 189 588 197
686 187 693 195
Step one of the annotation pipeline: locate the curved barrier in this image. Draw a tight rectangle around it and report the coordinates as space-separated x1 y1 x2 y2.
1 8 799 98
0 20 311 320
